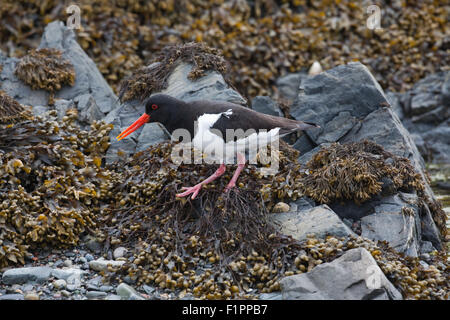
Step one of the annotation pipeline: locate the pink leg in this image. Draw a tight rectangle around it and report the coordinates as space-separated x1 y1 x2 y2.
225 153 246 192
176 163 226 200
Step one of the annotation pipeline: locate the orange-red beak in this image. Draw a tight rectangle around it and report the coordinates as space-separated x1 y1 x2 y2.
116 113 150 141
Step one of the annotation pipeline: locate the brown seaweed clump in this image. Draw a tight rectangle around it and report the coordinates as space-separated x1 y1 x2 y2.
0 90 32 123
14 48 75 104
301 140 424 204
0 110 115 267
118 42 229 102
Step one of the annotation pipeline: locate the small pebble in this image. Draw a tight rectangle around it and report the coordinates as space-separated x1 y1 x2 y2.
24 292 40 300
85 254 94 262
53 279 67 290
64 259 73 267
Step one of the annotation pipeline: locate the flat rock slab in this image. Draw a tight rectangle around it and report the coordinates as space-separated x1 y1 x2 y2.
271 204 355 241
2 266 52 285
280 248 402 300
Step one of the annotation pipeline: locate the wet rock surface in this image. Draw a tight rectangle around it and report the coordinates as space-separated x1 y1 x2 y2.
289 62 445 252
271 205 356 241
280 248 402 300
392 71 450 164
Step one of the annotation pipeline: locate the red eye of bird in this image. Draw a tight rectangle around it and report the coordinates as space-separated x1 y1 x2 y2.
152 104 158 110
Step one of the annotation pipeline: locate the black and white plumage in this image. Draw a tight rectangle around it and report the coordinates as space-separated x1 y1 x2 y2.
117 94 319 199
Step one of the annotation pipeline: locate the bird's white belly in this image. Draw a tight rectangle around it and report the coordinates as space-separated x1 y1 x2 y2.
191 110 281 164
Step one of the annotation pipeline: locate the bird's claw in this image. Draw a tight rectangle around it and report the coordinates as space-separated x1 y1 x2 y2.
176 184 203 200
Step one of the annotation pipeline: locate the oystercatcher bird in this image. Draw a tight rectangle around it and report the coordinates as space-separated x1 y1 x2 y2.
117 94 319 199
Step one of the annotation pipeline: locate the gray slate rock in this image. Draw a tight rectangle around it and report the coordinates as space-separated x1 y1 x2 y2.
39 21 120 115
74 94 104 124
289 62 443 251
271 204 355 241
407 72 446 116
280 248 402 300
0 56 49 107
360 193 422 257
275 72 308 102
0 21 120 121
2 267 52 285
397 71 449 163
290 62 388 147
251 96 283 117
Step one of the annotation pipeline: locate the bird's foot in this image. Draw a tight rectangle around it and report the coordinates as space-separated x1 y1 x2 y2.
176 184 203 200
224 182 237 193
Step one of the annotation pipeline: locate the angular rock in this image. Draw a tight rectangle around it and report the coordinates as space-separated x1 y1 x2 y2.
0 55 49 107
270 204 355 241
135 123 168 153
54 99 75 120
160 62 247 105
116 283 145 300
2 267 52 285
0 21 120 119
360 193 422 257
407 72 445 116
290 62 388 145
288 196 315 212
289 62 444 251
39 21 120 115
280 248 402 300
74 94 104 124
421 121 450 164
275 72 308 102
251 96 283 117
385 91 404 120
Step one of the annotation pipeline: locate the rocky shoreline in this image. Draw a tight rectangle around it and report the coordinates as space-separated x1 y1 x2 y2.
0 21 448 300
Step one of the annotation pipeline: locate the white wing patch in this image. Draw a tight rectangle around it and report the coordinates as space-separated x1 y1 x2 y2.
192 109 280 163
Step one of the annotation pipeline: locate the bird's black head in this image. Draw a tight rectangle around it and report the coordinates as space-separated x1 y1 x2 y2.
143 94 180 124
117 94 181 141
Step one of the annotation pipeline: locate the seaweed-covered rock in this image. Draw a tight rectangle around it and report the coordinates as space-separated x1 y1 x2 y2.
289 62 445 251
39 21 120 115
0 21 120 119
280 248 402 300
0 110 114 267
14 47 75 104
